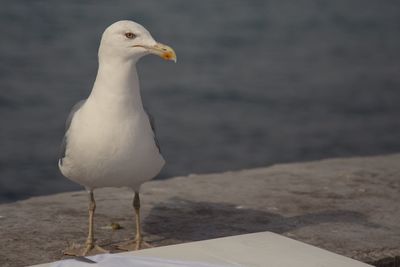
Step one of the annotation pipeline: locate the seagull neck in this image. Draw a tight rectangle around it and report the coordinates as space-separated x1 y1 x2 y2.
90 59 143 111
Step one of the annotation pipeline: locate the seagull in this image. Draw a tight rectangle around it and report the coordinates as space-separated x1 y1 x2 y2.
58 20 176 256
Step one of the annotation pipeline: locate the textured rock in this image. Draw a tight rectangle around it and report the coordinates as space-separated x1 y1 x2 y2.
1 154 400 266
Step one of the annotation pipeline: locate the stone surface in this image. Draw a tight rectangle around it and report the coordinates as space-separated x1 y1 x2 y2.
1 154 400 266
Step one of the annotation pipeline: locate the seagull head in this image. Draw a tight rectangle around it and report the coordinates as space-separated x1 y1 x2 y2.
99 20 177 63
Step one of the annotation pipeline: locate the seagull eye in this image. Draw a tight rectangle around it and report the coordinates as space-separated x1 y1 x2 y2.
125 32 136 39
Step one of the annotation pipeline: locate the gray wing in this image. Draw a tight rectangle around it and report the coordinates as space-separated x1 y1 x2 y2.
59 100 86 165
144 108 162 153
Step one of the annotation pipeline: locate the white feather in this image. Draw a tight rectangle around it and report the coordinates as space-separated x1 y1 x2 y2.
59 21 166 191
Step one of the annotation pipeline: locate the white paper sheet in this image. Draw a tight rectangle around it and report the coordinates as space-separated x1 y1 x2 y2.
50 254 238 267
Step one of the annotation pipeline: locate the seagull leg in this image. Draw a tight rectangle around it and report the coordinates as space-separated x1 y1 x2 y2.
133 192 152 250
83 190 97 253
114 192 152 251
64 190 108 256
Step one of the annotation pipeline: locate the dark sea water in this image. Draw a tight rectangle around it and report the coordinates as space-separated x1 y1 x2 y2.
1 1 400 202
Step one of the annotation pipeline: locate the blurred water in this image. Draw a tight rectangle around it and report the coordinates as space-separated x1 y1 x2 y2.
0 0 400 202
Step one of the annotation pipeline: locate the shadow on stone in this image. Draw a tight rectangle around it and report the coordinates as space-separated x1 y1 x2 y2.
143 197 379 242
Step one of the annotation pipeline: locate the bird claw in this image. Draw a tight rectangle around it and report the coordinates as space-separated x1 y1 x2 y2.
113 238 153 251
64 243 109 256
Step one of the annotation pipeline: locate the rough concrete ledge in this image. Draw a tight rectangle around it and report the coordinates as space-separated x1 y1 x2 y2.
1 154 400 267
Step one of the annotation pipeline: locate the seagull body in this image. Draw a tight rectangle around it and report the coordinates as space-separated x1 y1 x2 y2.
58 20 176 255
59 61 165 191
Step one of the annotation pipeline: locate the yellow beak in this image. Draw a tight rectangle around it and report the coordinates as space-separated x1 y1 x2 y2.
134 42 177 63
